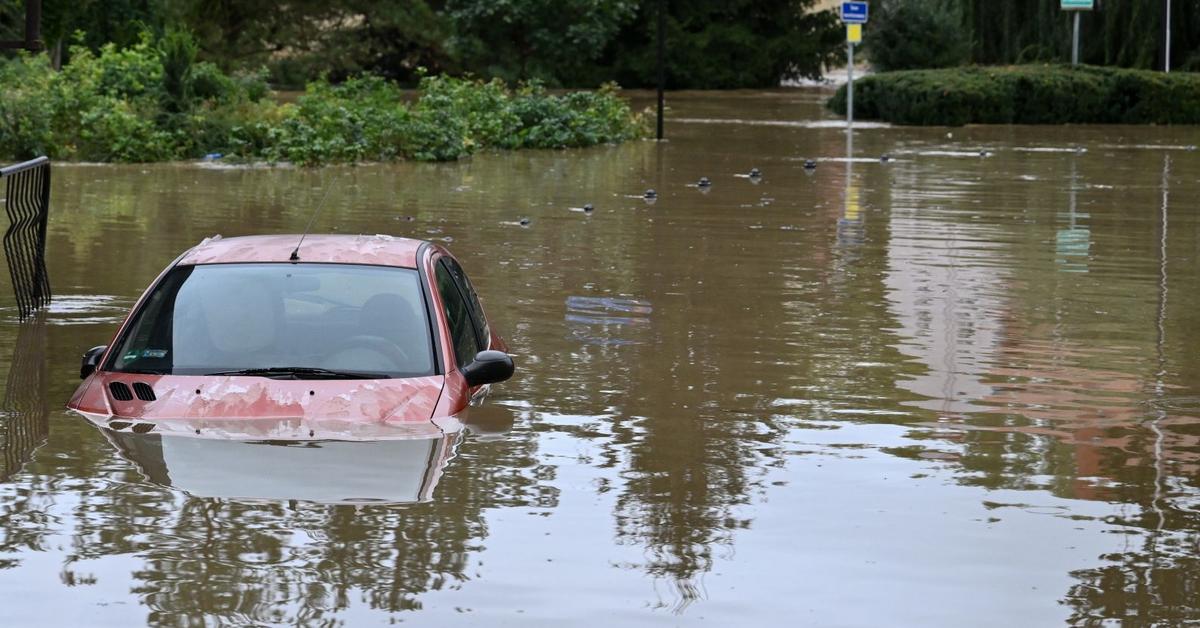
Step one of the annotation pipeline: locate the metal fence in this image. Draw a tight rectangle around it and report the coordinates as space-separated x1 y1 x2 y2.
1 157 52 320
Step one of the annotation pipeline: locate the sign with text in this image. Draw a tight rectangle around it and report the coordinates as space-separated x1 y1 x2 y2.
847 23 862 44
841 2 869 23
1061 0 1094 9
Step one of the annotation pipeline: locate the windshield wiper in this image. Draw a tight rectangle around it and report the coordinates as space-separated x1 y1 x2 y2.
205 367 386 380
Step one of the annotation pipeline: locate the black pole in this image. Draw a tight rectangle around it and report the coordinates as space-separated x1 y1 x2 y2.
24 0 41 51
656 0 665 140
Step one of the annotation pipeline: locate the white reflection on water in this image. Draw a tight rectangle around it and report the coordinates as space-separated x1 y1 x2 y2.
884 197 1009 416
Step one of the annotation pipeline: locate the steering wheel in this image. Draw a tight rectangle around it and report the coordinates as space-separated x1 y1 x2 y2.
325 335 411 371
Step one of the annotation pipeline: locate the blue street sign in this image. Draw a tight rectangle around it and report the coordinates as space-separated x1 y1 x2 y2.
841 1 869 23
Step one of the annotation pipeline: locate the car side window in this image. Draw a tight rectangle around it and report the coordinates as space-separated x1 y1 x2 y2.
435 260 479 368
442 258 489 351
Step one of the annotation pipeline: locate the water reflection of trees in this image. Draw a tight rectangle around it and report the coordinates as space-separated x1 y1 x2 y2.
0 425 545 623
876 149 1200 623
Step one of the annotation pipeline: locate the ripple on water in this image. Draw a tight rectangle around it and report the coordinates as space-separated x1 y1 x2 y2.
0 294 132 325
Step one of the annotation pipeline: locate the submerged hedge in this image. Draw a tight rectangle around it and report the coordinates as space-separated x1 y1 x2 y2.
0 34 645 165
828 65 1200 125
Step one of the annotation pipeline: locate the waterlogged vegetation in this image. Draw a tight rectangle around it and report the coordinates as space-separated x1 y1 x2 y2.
829 64 1200 125
0 33 645 165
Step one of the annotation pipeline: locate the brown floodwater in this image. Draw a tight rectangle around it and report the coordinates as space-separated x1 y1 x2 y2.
1 88 1199 626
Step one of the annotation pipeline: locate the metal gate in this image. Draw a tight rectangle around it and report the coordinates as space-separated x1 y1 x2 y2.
1 157 52 319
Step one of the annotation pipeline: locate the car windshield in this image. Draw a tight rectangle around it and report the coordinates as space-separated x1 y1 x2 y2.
108 263 435 378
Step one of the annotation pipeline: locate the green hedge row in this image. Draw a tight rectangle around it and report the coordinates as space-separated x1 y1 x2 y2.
828 65 1200 125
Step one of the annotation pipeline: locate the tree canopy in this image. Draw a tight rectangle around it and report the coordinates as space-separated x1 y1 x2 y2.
3 0 845 88
865 0 1200 72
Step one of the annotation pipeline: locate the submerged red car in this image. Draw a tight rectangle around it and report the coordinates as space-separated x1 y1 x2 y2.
68 234 514 440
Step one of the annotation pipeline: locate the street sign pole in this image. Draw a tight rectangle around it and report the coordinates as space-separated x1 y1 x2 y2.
1072 11 1080 65
839 2 868 133
847 40 854 130
1165 0 1172 72
1061 0 1093 66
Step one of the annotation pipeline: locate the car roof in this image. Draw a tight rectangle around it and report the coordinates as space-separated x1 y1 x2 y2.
177 234 427 268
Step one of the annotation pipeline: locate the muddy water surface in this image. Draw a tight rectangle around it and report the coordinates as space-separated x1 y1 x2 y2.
1 89 1199 626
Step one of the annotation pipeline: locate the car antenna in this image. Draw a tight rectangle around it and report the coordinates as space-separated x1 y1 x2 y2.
290 179 339 261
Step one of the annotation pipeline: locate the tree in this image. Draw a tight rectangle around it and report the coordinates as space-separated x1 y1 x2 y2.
444 0 638 83
866 0 970 72
174 0 455 84
604 0 843 89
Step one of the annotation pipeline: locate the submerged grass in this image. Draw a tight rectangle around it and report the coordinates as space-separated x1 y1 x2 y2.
828 65 1200 126
0 34 645 165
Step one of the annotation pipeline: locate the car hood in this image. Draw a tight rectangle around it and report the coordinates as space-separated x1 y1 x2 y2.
69 372 445 428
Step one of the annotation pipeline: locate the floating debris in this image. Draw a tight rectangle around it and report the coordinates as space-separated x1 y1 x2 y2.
565 296 653 346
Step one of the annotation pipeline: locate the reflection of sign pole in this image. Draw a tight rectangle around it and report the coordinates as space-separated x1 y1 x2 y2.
841 3 867 132
1061 0 1094 66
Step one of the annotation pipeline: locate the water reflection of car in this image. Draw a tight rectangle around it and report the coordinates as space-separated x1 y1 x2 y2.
67 234 515 436
99 417 462 503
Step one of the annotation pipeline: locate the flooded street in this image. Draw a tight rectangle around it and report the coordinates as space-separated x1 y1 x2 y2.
2 88 1199 625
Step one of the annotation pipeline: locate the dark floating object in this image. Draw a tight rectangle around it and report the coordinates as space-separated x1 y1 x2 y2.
697 176 711 187
748 167 762 178
978 150 990 157
643 188 657 199
519 217 531 226
880 154 891 163
583 203 594 213
803 159 817 170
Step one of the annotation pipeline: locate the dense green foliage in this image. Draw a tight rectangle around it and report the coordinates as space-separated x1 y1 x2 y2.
827 65 1200 126
0 34 645 164
445 0 637 84
865 0 970 72
2 0 843 88
861 0 1200 71
604 0 842 88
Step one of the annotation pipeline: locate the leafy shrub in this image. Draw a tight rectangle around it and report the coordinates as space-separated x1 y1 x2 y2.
254 73 644 164
0 32 644 164
866 0 970 72
0 55 58 159
828 65 1200 125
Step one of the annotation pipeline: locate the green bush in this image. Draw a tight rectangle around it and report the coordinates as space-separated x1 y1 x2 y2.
0 32 645 164
828 65 1200 125
866 0 970 72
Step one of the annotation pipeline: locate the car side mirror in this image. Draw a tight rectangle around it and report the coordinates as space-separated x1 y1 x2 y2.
461 350 514 387
80 345 107 379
